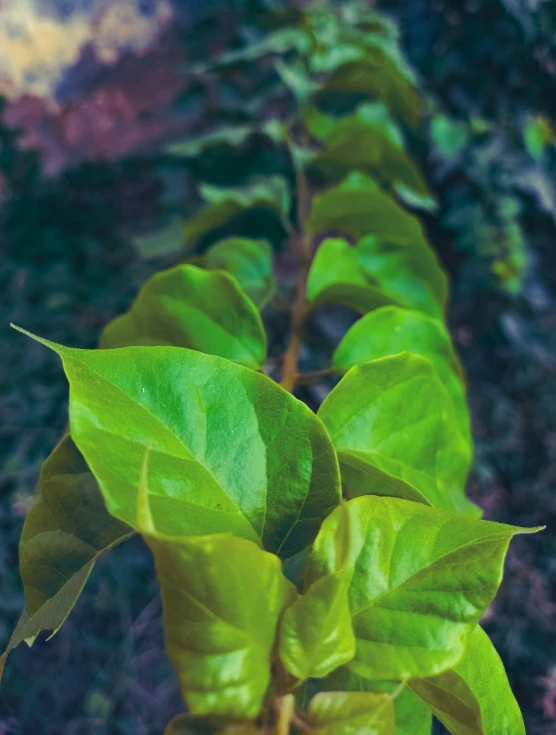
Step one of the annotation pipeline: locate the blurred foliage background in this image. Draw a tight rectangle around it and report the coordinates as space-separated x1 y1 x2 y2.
1 0 556 733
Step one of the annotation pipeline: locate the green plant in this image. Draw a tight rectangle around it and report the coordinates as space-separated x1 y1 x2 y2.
2 2 541 733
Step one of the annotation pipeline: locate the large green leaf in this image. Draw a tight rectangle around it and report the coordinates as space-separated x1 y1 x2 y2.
308 496 538 681
318 353 476 515
184 177 290 244
307 691 395 735
306 174 447 318
203 238 276 310
305 235 446 320
16 331 341 558
331 307 469 441
310 104 435 211
0 435 132 679
149 533 296 717
100 264 267 369
410 626 525 735
278 574 355 681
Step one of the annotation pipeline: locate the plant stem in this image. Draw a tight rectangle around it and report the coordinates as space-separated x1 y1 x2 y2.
280 148 312 393
274 694 295 735
294 368 332 385
280 252 309 393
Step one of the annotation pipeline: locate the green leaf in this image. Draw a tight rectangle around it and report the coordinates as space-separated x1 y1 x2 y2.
278 574 355 681
321 671 432 735
317 55 420 129
165 121 285 158
305 235 447 320
307 691 395 735
318 353 476 515
306 238 397 314
184 177 291 244
431 115 469 158
100 264 267 369
164 714 259 735
310 104 435 211
149 533 296 718
203 238 276 310
308 496 539 681
0 435 132 679
132 216 187 259
523 114 553 161
410 626 525 735
306 174 447 318
332 307 469 441
16 330 341 558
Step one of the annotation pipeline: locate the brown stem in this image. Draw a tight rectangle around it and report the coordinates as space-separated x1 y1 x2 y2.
294 368 332 385
280 144 312 393
280 255 309 393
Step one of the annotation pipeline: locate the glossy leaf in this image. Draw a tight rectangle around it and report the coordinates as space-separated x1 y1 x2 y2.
332 307 469 440
308 496 539 681
306 174 447 317
149 533 296 717
305 235 446 320
318 353 476 515
0 435 132 679
307 691 395 735
184 177 290 244
411 626 525 735
17 330 341 558
278 574 355 681
306 238 397 315
203 238 276 310
100 264 267 369
310 103 435 211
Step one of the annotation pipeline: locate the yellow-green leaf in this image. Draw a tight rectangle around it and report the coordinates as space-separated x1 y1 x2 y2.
278 574 355 681
307 691 395 735
203 238 276 310
16 331 341 558
149 533 296 718
308 496 539 681
100 264 267 369
410 626 525 735
331 307 469 441
318 353 476 515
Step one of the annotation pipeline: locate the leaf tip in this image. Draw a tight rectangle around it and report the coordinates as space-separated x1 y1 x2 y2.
0 651 7 685
11 325 58 352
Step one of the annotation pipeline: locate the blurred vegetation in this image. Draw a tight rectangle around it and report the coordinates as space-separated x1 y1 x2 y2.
1 1 556 733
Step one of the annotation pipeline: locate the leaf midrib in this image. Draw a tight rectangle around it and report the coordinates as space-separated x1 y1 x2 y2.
350 532 511 620
64 350 260 540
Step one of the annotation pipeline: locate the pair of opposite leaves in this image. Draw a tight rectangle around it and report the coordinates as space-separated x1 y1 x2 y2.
4 334 536 735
